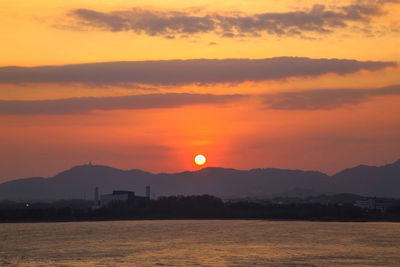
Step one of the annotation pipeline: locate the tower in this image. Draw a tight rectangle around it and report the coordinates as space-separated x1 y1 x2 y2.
146 186 151 199
94 187 99 205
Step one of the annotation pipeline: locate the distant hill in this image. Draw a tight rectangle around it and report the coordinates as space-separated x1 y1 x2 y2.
331 159 400 196
0 159 399 201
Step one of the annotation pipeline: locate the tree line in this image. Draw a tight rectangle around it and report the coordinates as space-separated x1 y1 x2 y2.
1 195 400 222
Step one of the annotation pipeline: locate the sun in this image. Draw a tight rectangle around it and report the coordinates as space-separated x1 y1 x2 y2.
195 154 206 166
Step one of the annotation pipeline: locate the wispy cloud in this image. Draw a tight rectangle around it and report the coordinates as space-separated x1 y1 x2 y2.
62 1 399 38
261 85 400 110
0 57 395 86
0 93 245 115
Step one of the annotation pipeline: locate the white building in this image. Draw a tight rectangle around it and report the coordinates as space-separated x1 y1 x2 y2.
92 188 149 209
100 190 135 207
354 198 392 212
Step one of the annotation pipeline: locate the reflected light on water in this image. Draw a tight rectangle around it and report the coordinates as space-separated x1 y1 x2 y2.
1 220 400 266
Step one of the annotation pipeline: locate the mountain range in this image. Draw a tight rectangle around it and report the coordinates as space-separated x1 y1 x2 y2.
0 159 400 201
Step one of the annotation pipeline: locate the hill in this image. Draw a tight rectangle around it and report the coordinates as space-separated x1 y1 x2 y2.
0 159 399 201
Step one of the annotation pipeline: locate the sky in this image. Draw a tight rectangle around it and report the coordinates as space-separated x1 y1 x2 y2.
1 0 400 181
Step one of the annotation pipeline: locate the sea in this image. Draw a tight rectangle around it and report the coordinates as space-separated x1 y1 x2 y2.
1 220 399 266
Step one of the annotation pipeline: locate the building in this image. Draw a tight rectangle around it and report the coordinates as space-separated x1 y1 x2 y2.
354 198 376 209
100 190 136 207
92 187 150 209
354 197 392 212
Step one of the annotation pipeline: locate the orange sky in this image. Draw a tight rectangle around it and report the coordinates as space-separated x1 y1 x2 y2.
0 0 400 181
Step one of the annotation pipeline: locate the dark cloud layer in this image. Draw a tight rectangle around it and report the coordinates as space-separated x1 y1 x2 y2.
0 93 245 115
2 85 399 115
64 1 398 38
0 58 395 86
262 85 400 110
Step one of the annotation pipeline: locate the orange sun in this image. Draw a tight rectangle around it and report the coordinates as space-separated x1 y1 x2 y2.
194 154 206 166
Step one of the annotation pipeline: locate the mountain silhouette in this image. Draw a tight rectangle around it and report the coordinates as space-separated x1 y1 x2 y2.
0 159 399 201
331 159 400 196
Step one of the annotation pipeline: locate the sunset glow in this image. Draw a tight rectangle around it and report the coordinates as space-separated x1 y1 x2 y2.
0 0 399 181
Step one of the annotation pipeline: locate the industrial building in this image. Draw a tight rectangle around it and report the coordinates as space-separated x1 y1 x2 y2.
93 186 150 209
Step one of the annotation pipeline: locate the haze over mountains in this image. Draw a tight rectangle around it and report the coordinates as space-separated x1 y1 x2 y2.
0 159 399 201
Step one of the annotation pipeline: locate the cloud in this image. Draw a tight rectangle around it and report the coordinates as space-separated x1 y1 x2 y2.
3 85 399 115
0 93 245 115
0 57 395 86
62 1 398 38
261 85 400 110
70 8 215 35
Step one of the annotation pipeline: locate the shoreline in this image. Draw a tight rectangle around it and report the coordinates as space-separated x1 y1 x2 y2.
1 217 400 224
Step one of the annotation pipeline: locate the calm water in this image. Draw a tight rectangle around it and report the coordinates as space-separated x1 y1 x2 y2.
1 220 400 266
